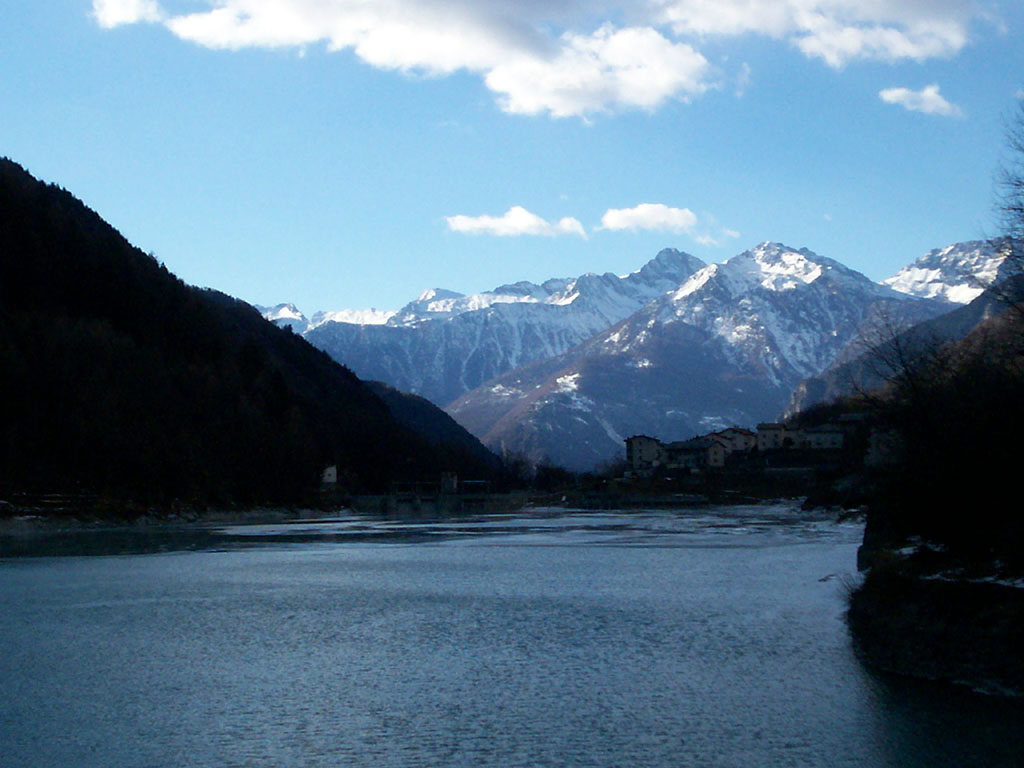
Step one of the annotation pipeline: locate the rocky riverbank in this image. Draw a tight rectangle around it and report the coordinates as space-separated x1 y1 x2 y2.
847 547 1024 697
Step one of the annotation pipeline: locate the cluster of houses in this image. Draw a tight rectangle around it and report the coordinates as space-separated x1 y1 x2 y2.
625 420 851 477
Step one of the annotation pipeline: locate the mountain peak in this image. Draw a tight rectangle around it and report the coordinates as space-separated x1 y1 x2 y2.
626 247 705 291
739 243 828 288
883 240 1011 304
417 287 464 302
257 302 310 332
670 242 892 306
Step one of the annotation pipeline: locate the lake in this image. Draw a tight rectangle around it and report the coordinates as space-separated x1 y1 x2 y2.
2 504 1022 767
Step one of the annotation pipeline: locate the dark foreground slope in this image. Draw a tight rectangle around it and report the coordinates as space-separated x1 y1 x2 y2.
0 159 498 506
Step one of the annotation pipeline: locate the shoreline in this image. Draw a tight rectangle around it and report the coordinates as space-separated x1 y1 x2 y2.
1 489 836 533
847 546 1024 698
0 505 342 537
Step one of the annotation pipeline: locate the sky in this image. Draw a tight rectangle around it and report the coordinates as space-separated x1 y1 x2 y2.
3 1 1024 314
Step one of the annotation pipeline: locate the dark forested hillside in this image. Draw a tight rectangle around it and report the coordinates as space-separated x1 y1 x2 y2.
860 296 1024 562
0 158 498 505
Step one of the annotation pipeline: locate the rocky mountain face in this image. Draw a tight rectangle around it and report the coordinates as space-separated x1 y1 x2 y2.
449 243 947 469
786 274 1024 417
297 249 706 405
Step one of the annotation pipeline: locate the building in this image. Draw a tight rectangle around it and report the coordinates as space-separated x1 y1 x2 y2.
664 434 732 470
664 439 705 470
707 434 731 467
714 427 757 453
757 423 788 450
625 435 663 473
624 426 757 478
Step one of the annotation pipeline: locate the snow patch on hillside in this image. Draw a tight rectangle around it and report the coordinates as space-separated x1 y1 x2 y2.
556 373 580 392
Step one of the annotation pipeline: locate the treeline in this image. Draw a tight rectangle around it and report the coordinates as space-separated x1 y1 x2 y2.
0 158 499 507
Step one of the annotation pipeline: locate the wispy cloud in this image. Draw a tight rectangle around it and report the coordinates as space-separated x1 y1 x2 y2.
695 227 741 247
658 0 975 68
91 1 990 117
446 207 586 238
598 203 698 234
92 0 162 28
735 62 752 98
879 84 963 117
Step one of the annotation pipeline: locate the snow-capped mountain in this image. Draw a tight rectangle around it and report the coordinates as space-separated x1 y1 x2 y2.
261 239 1009 470
449 243 947 469
256 302 310 333
882 240 1011 304
299 249 706 405
258 303 397 333
311 307 397 326
648 242 940 384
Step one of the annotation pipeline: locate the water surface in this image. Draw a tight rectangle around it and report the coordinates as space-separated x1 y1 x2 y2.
2 505 1021 767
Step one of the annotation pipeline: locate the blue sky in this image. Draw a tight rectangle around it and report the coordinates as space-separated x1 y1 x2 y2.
3 1 1023 313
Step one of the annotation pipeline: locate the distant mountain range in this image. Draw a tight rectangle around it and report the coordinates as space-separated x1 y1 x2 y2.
262 248 705 406
267 243 1008 471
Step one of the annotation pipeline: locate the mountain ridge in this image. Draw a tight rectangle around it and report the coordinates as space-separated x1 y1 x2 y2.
267 240 1007 471
290 248 707 405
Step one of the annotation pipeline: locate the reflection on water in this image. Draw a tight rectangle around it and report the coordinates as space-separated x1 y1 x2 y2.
1 505 1022 767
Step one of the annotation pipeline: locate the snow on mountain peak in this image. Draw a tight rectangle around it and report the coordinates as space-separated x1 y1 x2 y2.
257 302 310 332
647 242 924 385
670 263 719 301
670 242 891 304
417 287 465 303
670 243 829 302
311 308 397 326
882 240 1009 303
266 302 304 321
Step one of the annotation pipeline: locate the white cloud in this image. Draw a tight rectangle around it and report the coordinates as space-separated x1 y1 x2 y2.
92 0 163 28
91 0 989 116
697 227 741 246
879 84 963 117
486 26 709 118
598 204 739 245
446 206 586 238
598 203 698 233
658 0 974 68
146 3 714 117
